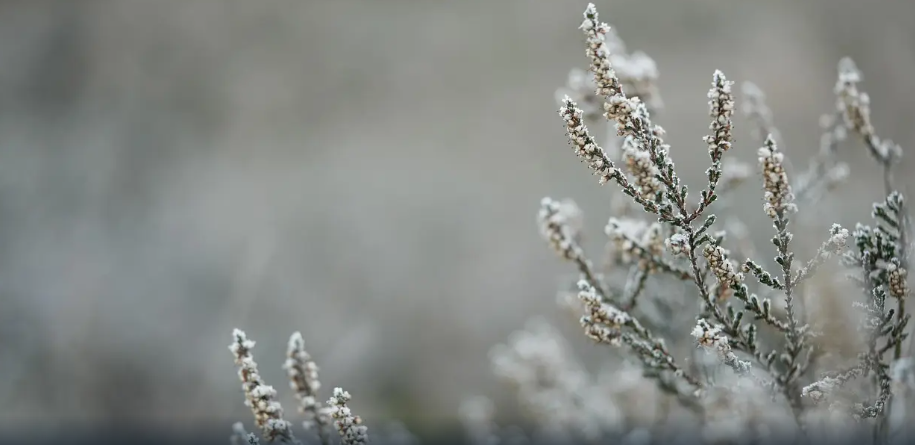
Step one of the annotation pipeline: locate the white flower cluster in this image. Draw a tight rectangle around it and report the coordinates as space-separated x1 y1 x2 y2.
327 388 368 445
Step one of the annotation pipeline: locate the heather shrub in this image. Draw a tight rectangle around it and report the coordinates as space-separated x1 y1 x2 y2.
229 4 912 445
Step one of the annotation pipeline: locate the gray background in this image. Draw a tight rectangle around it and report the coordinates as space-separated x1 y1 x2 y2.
0 0 913 437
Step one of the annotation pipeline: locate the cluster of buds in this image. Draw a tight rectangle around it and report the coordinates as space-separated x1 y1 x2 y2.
622 137 662 201
703 244 744 288
887 259 910 299
328 388 369 445
230 330 298 444
703 70 735 159
283 332 330 441
757 136 797 218
692 319 751 375
580 4 622 98
560 98 624 185
578 281 630 346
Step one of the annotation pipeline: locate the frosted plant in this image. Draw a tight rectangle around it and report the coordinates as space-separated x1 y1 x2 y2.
284 332 332 445
476 3 912 444
328 387 369 445
231 330 387 445
230 329 300 444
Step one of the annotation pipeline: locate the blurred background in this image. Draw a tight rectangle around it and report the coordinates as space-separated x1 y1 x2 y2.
0 0 913 439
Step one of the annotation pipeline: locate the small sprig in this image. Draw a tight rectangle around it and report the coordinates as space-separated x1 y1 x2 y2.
579 4 688 225
578 281 703 393
793 224 850 285
580 4 622 98
284 332 331 445
802 365 866 405
758 136 797 219
559 98 661 215
230 330 299 444
328 388 369 445
695 70 735 217
692 318 752 375
538 197 609 299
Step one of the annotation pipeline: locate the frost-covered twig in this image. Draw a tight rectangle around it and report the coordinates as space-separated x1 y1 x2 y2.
230 329 300 444
284 332 332 445
328 388 369 445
